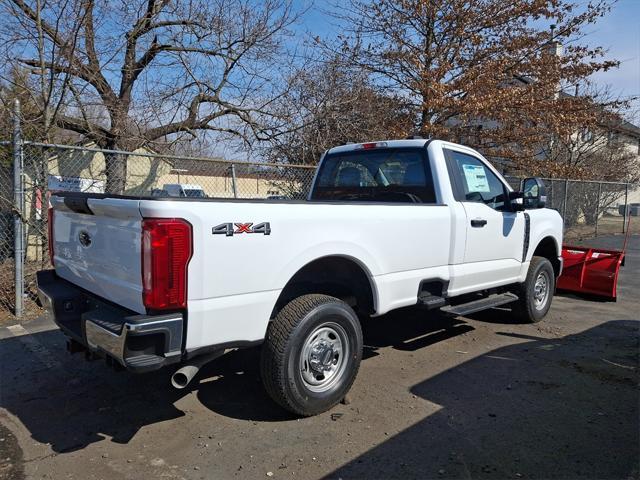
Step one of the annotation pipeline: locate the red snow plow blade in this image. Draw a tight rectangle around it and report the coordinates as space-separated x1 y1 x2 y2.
557 246 625 300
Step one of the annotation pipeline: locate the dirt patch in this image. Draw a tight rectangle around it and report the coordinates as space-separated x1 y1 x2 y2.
0 422 24 480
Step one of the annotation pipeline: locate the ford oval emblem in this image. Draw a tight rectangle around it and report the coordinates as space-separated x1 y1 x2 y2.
78 230 92 247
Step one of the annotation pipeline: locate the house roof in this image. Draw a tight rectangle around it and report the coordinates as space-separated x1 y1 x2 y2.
611 119 640 137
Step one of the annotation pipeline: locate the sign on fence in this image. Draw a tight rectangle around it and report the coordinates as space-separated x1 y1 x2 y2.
47 175 105 193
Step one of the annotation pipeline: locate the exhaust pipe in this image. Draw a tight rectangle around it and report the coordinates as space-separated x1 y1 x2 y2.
171 350 225 389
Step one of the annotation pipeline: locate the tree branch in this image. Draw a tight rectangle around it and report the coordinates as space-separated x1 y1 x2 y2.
9 0 67 48
55 113 109 139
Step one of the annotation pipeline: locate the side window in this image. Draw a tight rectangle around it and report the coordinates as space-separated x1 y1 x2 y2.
445 150 507 210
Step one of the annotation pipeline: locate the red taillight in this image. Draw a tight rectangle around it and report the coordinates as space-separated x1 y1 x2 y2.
47 207 55 266
141 218 192 311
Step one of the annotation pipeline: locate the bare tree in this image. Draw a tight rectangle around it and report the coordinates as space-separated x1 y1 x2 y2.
1 0 301 192
264 58 413 166
0 68 51 147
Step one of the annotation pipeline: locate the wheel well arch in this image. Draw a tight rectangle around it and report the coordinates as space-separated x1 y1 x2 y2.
271 255 376 319
532 236 561 276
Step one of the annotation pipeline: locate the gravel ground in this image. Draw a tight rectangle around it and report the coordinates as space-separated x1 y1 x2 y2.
1 235 638 480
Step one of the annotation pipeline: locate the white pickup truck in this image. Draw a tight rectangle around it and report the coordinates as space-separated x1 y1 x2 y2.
38 139 563 416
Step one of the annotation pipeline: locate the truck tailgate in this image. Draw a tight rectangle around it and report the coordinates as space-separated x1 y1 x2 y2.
50 195 145 313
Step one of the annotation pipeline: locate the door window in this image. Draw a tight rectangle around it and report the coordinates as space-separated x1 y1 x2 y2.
445 150 508 210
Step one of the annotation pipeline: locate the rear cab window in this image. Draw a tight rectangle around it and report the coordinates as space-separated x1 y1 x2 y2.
311 147 436 203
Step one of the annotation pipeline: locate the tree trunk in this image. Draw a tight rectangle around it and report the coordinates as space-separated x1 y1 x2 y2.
104 148 127 194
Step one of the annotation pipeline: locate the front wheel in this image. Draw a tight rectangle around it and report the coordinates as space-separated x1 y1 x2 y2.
513 256 555 323
260 294 363 416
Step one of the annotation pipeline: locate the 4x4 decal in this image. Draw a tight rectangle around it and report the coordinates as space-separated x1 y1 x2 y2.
212 222 271 237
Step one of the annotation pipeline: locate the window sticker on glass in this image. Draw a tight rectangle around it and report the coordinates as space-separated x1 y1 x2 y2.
462 164 490 192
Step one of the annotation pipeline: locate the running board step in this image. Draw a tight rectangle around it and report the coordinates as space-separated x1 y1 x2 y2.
417 293 446 309
440 292 519 316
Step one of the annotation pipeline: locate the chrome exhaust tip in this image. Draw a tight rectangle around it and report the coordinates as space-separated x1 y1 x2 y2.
170 350 225 389
171 365 199 389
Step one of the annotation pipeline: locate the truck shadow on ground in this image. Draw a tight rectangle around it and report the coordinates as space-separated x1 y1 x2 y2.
360 307 474 356
0 306 472 453
194 308 474 420
0 328 187 453
2 314 637 477
326 319 640 480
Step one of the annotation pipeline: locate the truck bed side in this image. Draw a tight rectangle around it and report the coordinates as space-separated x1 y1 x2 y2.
137 199 452 352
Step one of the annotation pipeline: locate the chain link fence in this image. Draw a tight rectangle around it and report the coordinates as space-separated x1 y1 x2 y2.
0 139 317 320
1 134 638 321
25 142 318 200
504 176 638 241
0 141 16 317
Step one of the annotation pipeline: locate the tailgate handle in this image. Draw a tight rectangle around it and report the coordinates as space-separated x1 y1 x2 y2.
471 218 487 228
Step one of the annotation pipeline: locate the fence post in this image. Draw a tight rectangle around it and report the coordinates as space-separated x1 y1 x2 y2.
230 164 238 198
562 179 569 230
594 182 602 237
12 99 24 319
622 183 628 234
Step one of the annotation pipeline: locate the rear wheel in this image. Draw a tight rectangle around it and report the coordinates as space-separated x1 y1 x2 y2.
513 256 555 323
260 294 362 416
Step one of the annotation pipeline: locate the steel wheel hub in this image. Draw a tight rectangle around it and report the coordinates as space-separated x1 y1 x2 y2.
300 323 349 392
533 271 550 310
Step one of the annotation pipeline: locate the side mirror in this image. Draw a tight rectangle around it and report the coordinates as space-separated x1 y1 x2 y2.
521 177 547 209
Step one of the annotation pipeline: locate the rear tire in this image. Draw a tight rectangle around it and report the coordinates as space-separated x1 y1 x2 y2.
260 294 362 416
513 256 555 323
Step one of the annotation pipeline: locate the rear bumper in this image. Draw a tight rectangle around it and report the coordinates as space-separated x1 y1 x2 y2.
36 269 183 373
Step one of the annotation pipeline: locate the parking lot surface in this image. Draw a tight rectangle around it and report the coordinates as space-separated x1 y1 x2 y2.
1 235 638 480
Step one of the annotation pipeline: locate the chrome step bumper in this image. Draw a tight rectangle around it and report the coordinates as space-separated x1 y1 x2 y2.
37 269 183 373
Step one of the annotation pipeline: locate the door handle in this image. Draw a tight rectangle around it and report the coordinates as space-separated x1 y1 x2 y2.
471 218 487 227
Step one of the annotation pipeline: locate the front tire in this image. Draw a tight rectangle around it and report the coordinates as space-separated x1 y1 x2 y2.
513 256 555 323
260 294 363 416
